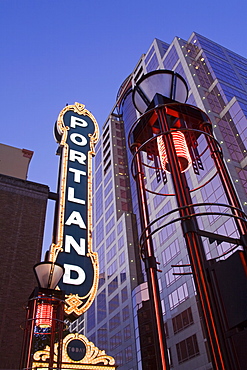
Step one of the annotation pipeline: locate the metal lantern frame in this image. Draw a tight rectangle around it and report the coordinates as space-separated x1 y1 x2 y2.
128 97 247 370
20 262 65 370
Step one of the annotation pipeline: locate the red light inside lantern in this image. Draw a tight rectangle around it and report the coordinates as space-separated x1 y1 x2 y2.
36 303 53 328
157 130 191 173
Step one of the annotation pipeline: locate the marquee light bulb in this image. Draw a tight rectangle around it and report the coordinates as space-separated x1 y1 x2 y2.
157 130 192 173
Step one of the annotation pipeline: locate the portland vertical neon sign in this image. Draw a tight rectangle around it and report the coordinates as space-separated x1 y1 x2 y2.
50 102 99 316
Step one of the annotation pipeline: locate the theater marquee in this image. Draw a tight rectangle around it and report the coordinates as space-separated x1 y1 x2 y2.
49 102 99 316
33 333 116 369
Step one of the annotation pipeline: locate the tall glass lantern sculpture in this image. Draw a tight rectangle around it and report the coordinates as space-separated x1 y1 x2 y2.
128 70 247 370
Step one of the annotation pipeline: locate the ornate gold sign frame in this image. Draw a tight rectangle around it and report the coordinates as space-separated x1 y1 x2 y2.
33 333 116 369
49 103 99 316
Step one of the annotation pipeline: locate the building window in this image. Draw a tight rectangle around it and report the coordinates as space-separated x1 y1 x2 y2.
106 229 115 248
110 331 122 350
105 216 114 234
104 169 112 186
145 45 155 64
117 221 123 234
122 305 129 321
95 167 102 189
97 324 108 351
172 307 194 334
116 130 123 138
121 201 130 211
89 332 96 345
118 166 126 175
103 133 110 147
103 151 111 165
168 348 173 367
161 299 166 315
102 125 109 138
108 276 118 296
158 278 163 293
120 178 128 187
162 239 180 265
164 322 169 338
107 260 117 277
95 186 103 222
104 160 111 174
95 148 102 169
115 351 123 366
118 235 124 250
97 244 105 288
120 268 126 283
96 219 104 245
106 244 116 263
158 223 176 244
176 334 200 364
105 204 114 221
125 345 133 363
104 180 112 197
97 289 106 324
156 201 172 225
119 251 125 266
103 141 110 156
109 294 119 314
109 313 121 331
165 261 184 286
146 53 158 73
105 192 113 209
70 320 77 332
168 283 189 310
151 177 160 192
163 45 178 70
121 287 128 303
78 319 84 334
123 324 131 341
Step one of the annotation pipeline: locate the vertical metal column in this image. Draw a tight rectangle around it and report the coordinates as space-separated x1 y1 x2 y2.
48 296 64 370
19 297 37 370
156 108 234 370
132 145 170 370
56 298 65 370
49 299 56 370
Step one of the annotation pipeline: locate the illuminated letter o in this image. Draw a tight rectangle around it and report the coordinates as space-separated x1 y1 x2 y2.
70 133 87 146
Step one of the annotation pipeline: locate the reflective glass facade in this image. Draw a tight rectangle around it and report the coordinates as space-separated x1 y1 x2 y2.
84 34 247 369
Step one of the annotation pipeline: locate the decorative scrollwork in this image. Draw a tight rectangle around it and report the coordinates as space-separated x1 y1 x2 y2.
33 333 115 368
62 333 115 365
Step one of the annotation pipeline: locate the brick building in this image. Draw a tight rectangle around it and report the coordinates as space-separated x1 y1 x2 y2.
0 144 49 369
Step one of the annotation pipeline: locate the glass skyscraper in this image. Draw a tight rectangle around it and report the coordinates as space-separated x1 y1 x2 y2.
83 32 247 369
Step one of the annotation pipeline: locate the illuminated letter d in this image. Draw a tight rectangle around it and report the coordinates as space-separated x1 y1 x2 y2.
63 264 86 285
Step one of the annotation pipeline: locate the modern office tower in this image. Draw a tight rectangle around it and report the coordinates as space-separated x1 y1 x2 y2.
84 113 143 369
0 144 49 369
85 32 247 369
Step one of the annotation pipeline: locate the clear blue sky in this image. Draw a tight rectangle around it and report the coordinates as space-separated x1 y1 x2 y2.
1 0 246 256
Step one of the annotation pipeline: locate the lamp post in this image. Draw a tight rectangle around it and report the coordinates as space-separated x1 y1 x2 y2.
130 71 188 370
20 261 65 370
128 70 247 369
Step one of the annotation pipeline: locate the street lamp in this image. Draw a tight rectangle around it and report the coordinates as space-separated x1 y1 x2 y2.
129 70 247 370
20 262 65 370
130 70 188 370
33 261 65 289
132 70 188 114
